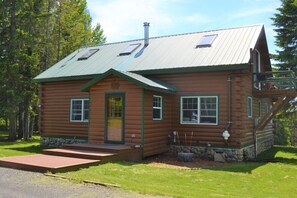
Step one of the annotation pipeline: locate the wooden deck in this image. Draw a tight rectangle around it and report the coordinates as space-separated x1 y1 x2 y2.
0 154 100 173
0 143 141 173
253 89 297 98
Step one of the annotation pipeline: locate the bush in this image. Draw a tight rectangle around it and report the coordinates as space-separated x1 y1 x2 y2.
274 116 296 145
0 118 6 131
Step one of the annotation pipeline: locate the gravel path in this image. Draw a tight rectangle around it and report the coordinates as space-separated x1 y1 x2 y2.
0 167 166 198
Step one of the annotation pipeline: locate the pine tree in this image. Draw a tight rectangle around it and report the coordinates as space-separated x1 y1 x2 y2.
89 23 106 45
0 0 106 141
272 0 297 70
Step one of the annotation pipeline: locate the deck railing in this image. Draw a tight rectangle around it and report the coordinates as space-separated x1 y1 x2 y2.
253 70 297 91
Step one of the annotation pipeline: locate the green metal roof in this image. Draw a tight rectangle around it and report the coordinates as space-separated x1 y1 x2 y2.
34 24 266 82
80 69 176 94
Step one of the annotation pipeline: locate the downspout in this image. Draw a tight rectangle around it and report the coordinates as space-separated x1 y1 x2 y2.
227 76 232 130
224 76 232 144
250 48 257 158
141 88 145 159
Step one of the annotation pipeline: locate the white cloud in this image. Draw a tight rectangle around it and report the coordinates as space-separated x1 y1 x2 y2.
87 0 213 42
87 0 174 42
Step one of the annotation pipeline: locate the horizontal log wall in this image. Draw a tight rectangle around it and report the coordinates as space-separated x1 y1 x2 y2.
89 75 142 144
143 90 173 157
255 97 274 144
40 80 89 138
150 70 249 147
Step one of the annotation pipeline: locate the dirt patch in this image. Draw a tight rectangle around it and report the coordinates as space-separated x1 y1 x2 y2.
145 153 236 170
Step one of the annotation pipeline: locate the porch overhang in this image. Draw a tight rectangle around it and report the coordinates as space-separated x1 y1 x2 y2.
80 68 176 94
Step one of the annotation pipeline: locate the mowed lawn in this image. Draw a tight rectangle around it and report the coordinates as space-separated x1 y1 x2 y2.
0 135 296 197
0 132 42 157
57 146 297 198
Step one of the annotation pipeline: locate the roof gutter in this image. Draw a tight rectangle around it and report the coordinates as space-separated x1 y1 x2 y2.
34 64 249 83
134 64 249 75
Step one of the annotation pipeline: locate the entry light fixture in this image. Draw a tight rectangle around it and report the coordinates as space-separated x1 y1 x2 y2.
222 130 230 141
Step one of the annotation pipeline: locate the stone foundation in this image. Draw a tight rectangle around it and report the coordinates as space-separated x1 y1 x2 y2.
41 136 87 148
170 137 273 162
256 137 274 155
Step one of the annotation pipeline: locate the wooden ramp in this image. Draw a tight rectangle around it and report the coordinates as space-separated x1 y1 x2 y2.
0 143 141 173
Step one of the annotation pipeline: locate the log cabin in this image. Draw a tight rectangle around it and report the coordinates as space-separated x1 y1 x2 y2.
34 23 297 161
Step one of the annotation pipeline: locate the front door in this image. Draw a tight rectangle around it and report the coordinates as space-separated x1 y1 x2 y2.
105 93 125 144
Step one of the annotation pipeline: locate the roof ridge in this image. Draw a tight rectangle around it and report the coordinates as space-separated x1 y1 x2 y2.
81 24 264 49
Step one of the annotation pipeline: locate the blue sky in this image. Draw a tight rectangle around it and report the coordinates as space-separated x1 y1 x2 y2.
87 0 281 55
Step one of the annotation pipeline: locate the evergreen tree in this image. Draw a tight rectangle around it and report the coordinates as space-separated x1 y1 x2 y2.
0 0 106 141
272 0 297 70
89 23 106 45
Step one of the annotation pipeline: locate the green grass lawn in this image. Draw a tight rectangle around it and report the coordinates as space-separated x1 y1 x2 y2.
57 146 297 198
0 133 42 157
0 136 296 198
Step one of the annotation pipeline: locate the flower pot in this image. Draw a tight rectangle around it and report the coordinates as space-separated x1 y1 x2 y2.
178 152 194 162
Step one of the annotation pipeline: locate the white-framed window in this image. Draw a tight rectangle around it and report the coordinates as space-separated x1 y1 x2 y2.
70 98 89 122
180 96 218 125
247 96 253 118
153 95 163 120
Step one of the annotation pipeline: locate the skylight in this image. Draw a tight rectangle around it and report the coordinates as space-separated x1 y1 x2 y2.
196 34 217 48
77 49 99 61
119 43 141 56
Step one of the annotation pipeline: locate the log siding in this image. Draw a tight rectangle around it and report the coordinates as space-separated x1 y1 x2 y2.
40 80 89 138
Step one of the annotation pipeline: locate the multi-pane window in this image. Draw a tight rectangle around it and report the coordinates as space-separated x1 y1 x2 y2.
153 95 163 120
180 96 218 125
247 97 253 118
70 99 89 122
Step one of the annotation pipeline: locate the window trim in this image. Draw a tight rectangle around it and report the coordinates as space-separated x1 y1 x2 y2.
119 43 141 56
247 96 253 118
196 34 218 48
180 95 219 125
152 95 163 120
77 49 99 61
70 98 89 122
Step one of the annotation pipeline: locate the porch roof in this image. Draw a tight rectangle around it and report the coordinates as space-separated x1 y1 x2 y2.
80 69 176 94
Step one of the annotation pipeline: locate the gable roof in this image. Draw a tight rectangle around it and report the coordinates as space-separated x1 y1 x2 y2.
80 69 176 94
35 24 266 82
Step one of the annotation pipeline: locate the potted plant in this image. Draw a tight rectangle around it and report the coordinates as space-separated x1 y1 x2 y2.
176 131 194 162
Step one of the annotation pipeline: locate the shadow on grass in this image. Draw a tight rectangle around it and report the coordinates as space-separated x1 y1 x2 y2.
5 145 43 154
256 146 297 165
107 146 297 174
207 146 297 173
0 139 40 146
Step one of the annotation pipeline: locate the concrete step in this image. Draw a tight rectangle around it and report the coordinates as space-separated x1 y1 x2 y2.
43 148 117 160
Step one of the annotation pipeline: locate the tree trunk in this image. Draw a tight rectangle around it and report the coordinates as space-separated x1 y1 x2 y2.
18 109 24 139
8 113 16 141
7 0 17 141
29 114 35 138
5 118 8 131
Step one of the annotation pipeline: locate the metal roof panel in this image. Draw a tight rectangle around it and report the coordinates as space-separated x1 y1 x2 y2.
35 24 265 82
